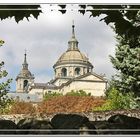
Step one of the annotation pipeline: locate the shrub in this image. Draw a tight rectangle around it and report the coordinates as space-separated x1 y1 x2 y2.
44 92 63 100
93 87 137 111
0 96 14 114
66 90 91 96
9 101 36 114
0 41 13 114
37 96 105 114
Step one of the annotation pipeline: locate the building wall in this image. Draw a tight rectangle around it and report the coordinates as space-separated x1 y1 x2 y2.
29 88 44 94
29 74 107 97
61 80 107 96
16 78 34 93
16 79 23 92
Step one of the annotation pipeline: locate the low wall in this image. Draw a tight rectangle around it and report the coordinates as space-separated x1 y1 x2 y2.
1 109 140 124
85 109 140 121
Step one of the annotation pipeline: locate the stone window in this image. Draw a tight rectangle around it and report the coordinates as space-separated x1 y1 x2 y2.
24 80 28 88
23 80 28 92
61 68 67 77
75 67 80 75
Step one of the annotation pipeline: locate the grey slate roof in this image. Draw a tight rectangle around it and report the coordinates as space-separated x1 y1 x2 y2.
31 82 58 89
7 92 42 102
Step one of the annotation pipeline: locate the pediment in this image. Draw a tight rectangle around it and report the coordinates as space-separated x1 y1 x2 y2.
76 73 106 82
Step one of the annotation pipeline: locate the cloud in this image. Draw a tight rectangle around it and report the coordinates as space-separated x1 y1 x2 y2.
0 5 116 91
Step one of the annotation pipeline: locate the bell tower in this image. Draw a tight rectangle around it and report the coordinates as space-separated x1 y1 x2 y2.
16 51 34 93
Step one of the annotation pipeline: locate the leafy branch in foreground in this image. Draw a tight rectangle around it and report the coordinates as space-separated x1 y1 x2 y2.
0 5 42 23
0 39 13 114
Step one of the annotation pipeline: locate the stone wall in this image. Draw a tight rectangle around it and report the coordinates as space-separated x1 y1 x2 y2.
1 109 140 124
85 109 140 121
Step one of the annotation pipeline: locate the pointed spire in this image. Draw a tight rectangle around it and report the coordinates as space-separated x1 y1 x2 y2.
22 49 28 69
67 21 79 51
72 20 75 38
24 49 27 64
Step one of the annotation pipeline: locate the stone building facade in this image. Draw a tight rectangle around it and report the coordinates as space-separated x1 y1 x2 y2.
27 23 107 96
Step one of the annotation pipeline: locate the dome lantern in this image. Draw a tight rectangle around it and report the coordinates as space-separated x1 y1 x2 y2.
68 21 79 51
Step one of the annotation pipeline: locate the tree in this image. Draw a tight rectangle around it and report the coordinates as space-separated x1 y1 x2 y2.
0 40 13 113
93 87 137 111
110 35 140 96
0 5 42 23
59 5 140 43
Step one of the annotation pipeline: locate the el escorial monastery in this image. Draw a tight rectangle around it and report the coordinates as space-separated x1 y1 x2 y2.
12 23 107 102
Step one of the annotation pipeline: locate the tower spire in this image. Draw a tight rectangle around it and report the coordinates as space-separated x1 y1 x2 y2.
22 49 28 69
72 20 75 38
24 49 27 64
68 21 79 51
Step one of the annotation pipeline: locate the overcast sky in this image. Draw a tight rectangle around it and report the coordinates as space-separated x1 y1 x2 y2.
0 4 117 91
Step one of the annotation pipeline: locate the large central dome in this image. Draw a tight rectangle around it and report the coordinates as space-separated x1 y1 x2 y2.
53 22 93 78
55 49 90 66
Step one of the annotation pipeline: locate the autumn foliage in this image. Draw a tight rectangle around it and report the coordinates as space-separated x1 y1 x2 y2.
37 96 105 114
9 101 36 115
7 96 105 114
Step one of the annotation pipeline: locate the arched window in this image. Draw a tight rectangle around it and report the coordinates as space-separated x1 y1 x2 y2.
75 67 80 75
61 68 67 77
23 80 28 92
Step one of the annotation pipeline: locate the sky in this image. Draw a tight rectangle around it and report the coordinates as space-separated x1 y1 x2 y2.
0 4 117 91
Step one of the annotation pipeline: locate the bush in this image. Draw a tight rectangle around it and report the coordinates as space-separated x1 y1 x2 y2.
93 87 137 111
44 92 63 100
0 96 14 114
44 90 91 101
66 90 91 96
9 101 36 115
38 96 105 114
0 41 13 114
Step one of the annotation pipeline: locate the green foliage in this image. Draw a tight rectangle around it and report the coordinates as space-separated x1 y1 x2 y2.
110 35 140 96
0 40 13 114
44 92 63 100
59 5 138 48
66 90 91 96
0 40 5 46
0 97 14 114
0 5 42 23
59 5 140 46
44 90 91 100
93 87 137 111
